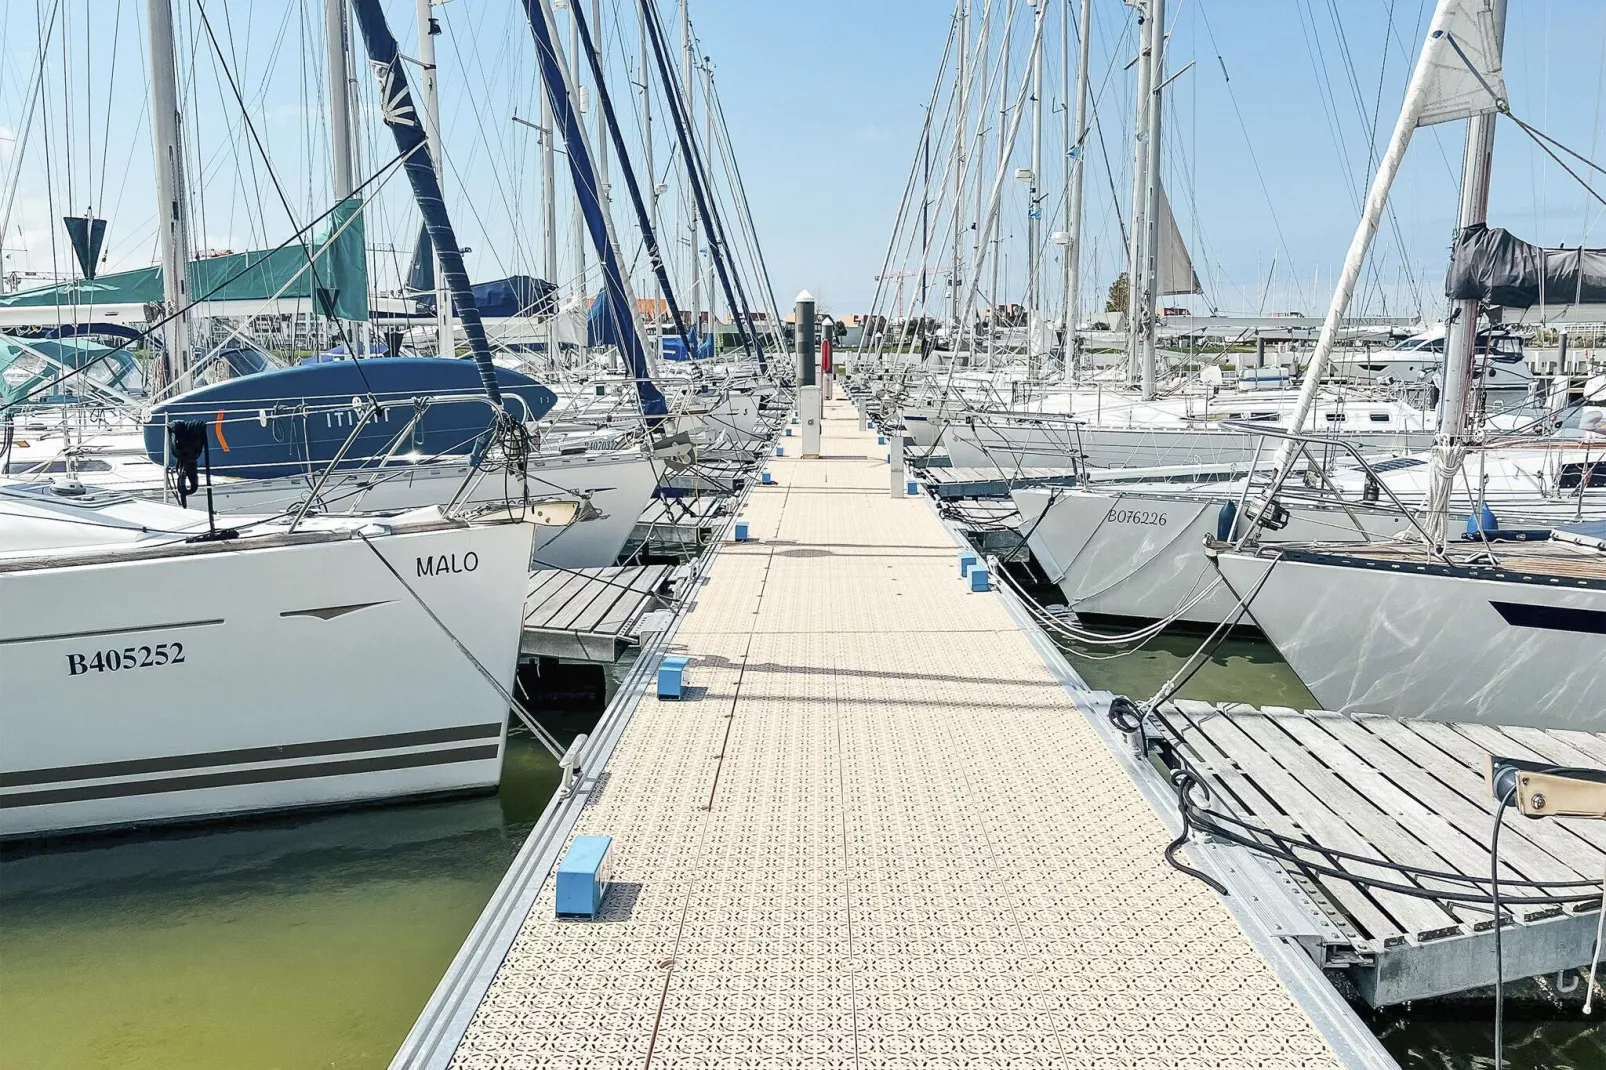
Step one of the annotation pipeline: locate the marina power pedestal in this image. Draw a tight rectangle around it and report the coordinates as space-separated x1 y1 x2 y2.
888 427 905 496
799 386 822 458
555 834 613 919
795 290 822 458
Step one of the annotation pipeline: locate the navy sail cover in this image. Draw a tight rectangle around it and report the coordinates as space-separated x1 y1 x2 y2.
1446 223 1606 309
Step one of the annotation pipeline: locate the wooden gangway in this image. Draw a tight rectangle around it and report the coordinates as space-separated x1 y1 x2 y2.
521 565 678 663
1153 700 1606 1006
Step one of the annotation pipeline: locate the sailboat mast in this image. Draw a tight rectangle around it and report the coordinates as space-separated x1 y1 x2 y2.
1138 0 1164 400
921 122 931 314
569 3 589 365
683 1 700 343
641 6 660 359
324 0 359 354
989 13 1011 368
1124 1 1153 386
517 0 668 419
951 1 968 331
704 61 718 340
1026 0 1044 379
414 0 452 357
1269 0 1476 479
593 0 609 208
1428 0 1508 544
1062 0 1091 383
324 0 356 198
144 0 193 392
969 0 993 362
542 54 560 374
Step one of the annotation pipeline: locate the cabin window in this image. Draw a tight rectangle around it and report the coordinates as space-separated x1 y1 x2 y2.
1369 412 1391 423
1324 412 1347 422
1248 412 1276 421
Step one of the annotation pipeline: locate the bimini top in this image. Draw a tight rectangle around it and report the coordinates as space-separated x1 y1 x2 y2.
142 357 558 480
1 334 146 406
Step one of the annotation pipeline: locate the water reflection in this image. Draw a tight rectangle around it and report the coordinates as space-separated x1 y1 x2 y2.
0 735 558 1070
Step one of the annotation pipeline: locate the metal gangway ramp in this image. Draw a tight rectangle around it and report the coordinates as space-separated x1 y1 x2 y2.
397 398 1392 1069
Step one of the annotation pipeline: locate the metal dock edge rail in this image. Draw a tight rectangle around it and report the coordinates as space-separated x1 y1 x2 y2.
390 465 768 1070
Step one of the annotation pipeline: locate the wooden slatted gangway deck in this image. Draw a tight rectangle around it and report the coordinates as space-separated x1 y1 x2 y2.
623 496 728 558
521 565 678 663
1152 700 1606 1006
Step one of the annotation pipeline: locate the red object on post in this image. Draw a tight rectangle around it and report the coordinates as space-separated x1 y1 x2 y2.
820 337 832 374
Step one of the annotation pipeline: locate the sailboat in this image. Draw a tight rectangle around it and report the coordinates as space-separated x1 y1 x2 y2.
0 0 589 838
1209 0 1606 732
0 478 572 838
867 0 1476 478
0 0 673 572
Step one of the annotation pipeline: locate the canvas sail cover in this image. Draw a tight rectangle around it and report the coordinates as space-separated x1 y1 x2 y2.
0 198 370 320
1156 180 1203 296
63 215 107 280
415 275 557 318
1415 0 1507 128
552 295 589 349
1445 223 1606 308
405 223 434 295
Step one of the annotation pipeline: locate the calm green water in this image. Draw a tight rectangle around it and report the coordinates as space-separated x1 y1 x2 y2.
2 629 1599 1069
1057 626 1604 1070
0 735 558 1070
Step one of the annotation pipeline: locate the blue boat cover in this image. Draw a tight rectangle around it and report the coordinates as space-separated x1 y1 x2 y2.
416 275 557 319
142 358 558 479
660 331 714 361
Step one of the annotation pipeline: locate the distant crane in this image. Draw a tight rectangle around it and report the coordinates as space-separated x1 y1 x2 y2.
874 267 950 321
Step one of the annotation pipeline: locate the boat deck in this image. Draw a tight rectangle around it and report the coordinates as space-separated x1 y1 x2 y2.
400 398 1389 1069
1153 700 1606 1006
922 465 1081 499
1258 533 1606 586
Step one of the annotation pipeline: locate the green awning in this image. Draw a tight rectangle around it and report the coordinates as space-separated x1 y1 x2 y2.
0 198 369 321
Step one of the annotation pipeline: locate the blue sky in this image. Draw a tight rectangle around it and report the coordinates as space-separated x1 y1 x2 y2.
3 0 1603 319
689 0 1606 316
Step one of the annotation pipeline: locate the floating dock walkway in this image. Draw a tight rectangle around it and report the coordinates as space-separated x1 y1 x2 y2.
395 398 1396 1069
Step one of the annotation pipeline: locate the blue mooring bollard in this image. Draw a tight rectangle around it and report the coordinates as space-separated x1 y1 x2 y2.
555 835 614 919
907 480 918 496
877 434 886 445
784 427 793 436
734 521 750 542
969 566 991 593
761 470 774 485
776 446 785 457
657 655 691 699
958 550 978 577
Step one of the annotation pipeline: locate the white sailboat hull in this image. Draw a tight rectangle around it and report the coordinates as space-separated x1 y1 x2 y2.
1012 488 1411 624
0 520 533 837
1013 481 1604 626
1213 548 1606 732
949 417 1432 470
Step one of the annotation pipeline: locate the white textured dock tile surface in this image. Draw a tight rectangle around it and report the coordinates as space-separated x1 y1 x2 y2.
451 400 1341 1069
